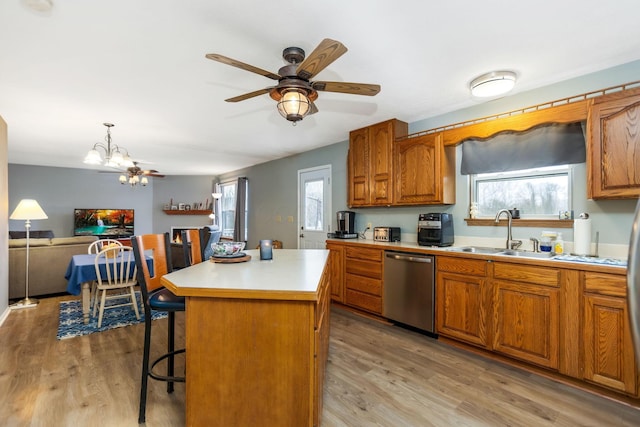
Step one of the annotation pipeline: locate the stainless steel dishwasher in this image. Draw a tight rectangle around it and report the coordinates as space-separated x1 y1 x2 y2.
383 251 435 333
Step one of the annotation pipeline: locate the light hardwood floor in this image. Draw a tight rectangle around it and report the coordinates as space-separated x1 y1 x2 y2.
1 295 639 426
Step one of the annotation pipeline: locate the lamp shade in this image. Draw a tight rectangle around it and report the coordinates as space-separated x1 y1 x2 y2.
277 90 310 122
10 199 48 220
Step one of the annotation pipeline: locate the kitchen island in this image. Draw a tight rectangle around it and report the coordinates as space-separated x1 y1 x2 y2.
160 249 330 427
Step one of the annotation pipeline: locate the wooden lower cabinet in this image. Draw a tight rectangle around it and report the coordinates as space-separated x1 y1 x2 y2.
582 272 638 395
492 262 560 369
436 257 492 348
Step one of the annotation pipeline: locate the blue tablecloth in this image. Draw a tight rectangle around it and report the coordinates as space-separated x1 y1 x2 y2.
65 253 153 295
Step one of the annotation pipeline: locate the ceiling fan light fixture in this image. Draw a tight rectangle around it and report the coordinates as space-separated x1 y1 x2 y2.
119 174 127 184
276 89 310 123
470 70 517 98
141 176 149 186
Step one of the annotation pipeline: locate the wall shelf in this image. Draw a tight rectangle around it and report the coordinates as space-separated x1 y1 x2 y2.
163 209 211 216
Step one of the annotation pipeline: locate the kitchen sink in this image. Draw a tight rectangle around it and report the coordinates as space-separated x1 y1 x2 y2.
447 246 504 254
498 249 554 259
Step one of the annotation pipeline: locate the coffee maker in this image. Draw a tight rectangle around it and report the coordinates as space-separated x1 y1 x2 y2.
333 211 357 239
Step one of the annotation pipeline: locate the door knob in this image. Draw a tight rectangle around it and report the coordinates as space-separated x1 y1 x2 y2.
300 233 304 238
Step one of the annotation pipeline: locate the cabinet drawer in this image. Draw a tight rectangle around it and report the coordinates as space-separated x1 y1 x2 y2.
437 257 488 276
345 246 383 262
345 289 382 314
493 263 559 287
346 259 382 280
583 272 626 297
346 273 382 296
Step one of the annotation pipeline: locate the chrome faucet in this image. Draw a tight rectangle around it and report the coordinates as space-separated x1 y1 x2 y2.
495 209 522 250
530 237 540 252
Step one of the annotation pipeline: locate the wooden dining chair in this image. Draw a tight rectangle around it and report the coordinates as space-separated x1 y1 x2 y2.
131 233 185 424
88 239 124 309
92 245 140 328
180 228 209 266
88 238 123 254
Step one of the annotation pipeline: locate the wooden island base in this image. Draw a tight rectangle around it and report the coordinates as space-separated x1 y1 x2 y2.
161 249 331 427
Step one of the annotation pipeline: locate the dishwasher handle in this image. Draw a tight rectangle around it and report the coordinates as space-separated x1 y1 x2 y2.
385 252 432 263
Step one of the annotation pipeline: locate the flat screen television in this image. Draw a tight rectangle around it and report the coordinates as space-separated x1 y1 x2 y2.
74 208 134 238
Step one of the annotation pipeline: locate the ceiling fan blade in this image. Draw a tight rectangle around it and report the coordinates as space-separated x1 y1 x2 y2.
312 81 381 96
225 88 271 103
146 173 165 178
296 39 348 80
206 53 281 80
309 102 319 115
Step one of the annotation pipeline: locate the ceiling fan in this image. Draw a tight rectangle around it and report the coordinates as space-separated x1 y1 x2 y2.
100 161 164 187
206 38 381 123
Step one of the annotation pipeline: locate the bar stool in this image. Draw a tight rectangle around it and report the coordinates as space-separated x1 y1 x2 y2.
131 233 185 424
180 227 209 267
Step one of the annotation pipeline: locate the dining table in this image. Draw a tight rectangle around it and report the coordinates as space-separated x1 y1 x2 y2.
65 253 152 324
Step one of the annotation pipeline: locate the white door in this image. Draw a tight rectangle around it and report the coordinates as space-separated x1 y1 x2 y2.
298 165 331 249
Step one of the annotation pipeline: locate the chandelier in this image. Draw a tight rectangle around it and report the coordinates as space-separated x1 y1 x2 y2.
84 123 135 168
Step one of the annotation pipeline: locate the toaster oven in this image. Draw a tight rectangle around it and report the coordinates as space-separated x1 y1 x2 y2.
374 227 401 242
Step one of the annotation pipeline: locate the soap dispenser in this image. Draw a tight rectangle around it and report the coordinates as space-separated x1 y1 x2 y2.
554 232 564 255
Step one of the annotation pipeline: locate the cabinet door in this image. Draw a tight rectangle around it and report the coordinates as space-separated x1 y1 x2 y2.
436 269 491 348
583 293 637 394
394 133 440 204
326 243 345 303
348 127 369 206
588 87 640 199
493 281 559 369
394 132 455 205
369 120 394 205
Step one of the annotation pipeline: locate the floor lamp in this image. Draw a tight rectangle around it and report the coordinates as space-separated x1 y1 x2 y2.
9 199 48 309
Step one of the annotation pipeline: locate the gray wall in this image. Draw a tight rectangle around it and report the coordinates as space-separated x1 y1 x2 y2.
152 175 217 238
8 164 154 237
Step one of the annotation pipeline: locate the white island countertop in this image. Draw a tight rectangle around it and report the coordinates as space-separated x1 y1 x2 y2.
161 249 329 301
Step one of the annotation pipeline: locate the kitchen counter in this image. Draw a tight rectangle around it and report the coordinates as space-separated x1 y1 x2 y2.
161 249 330 427
326 238 627 274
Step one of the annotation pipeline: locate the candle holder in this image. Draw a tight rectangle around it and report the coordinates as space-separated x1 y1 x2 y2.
259 240 273 260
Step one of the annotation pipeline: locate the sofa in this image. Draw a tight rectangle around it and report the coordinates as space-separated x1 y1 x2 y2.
9 235 98 299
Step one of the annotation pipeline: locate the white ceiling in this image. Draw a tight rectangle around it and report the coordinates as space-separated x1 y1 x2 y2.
1 0 640 176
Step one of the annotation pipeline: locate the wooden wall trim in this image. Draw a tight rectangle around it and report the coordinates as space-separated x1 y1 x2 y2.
399 80 640 147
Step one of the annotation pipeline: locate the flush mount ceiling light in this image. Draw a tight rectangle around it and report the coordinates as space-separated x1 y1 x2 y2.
470 71 517 98
84 123 135 168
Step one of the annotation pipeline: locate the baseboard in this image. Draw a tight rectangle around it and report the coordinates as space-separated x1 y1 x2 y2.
0 305 10 327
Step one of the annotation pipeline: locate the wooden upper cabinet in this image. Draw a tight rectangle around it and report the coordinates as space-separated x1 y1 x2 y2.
348 119 408 207
394 132 455 205
587 86 640 199
348 127 370 206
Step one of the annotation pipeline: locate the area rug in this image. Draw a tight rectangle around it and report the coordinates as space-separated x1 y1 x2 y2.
57 292 167 340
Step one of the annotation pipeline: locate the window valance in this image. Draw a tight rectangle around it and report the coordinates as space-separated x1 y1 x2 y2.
460 122 586 175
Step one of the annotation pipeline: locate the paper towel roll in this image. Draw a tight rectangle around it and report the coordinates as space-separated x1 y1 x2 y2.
573 217 592 255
